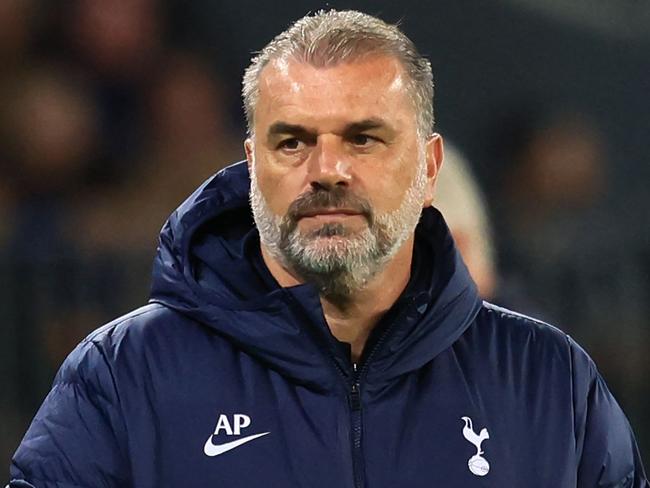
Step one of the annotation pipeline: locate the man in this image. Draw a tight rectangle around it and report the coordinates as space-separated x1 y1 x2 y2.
434 144 497 299
9 10 647 487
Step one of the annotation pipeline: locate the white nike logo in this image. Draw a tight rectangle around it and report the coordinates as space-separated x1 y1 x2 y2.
203 432 270 457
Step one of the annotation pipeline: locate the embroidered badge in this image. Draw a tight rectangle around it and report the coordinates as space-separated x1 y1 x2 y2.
461 416 490 476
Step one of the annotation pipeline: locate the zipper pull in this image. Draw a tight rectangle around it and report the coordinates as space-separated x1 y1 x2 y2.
350 382 362 411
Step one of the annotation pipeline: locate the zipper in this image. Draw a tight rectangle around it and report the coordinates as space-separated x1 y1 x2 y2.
284 289 419 488
345 300 417 488
349 364 363 488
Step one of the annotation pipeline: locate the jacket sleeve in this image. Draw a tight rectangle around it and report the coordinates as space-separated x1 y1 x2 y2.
570 337 648 487
8 339 130 487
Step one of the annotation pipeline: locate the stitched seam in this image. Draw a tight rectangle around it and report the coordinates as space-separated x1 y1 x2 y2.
84 304 165 345
482 301 568 337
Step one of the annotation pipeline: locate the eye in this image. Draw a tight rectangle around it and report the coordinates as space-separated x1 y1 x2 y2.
277 138 303 151
350 134 378 147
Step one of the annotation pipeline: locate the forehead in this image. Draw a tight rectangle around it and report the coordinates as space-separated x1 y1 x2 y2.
255 55 415 131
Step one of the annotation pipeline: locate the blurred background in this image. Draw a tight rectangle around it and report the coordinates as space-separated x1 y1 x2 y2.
1 0 648 468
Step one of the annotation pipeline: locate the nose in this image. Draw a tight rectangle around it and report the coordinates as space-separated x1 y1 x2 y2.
307 135 352 190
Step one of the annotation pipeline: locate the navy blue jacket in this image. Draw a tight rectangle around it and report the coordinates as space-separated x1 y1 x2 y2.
10 162 648 487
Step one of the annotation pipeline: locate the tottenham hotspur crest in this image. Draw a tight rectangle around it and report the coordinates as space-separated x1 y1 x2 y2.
461 416 490 476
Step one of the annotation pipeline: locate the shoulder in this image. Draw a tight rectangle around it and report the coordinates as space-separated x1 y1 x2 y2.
88 302 206 351
473 301 572 348
86 302 179 345
57 303 203 382
469 301 597 382
478 301 568 339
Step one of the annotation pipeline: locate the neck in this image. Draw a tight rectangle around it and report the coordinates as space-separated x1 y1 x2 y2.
261 237 414 362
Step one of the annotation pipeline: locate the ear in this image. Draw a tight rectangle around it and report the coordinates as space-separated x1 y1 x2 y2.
423 133 444 207
244 138 254 173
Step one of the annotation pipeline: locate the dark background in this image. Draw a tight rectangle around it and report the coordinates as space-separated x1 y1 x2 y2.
1 0 648 469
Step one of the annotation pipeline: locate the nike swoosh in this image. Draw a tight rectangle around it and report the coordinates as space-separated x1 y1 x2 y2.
203 432 270 457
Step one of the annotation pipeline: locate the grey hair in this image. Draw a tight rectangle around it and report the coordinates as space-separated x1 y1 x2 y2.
242 9 434 138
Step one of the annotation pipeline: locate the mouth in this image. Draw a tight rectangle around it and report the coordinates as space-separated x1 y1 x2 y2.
297 208 364 219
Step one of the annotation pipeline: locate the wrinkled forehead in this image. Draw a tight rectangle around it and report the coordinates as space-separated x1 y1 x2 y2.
255 55 416 132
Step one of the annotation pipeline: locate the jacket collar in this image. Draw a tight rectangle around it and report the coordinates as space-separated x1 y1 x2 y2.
150 161 482 392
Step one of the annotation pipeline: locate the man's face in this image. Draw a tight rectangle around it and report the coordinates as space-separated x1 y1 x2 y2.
246 55 441 297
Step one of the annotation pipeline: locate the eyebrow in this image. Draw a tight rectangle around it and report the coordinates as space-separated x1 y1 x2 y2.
266 118 394 140
267 122 314 138
344 118 389 134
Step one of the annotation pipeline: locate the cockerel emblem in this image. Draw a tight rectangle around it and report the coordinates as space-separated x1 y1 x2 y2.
461 416 490 476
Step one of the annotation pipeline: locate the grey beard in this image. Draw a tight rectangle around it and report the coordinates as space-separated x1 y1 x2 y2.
250 157 427 307
280 220 393 307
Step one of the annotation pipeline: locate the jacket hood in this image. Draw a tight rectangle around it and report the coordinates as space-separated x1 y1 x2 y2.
150 161 482 392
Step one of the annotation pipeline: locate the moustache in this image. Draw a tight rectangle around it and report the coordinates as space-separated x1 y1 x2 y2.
286 186 373 224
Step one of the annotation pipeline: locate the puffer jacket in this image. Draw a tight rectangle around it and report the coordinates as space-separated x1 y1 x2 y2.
9 161 648 487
